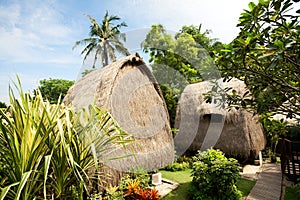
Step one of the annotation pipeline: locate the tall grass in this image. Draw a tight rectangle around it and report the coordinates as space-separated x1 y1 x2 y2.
0 78 132 199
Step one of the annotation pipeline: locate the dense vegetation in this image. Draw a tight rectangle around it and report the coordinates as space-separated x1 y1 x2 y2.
141 24 220 127
0 80 132 199
214 0 299 121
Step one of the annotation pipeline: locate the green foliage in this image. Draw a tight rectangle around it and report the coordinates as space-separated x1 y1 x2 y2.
161 169 253 200
260 113 288 154
291 182 300 197
190 149 242 200
0 78 132 199
284 185 300 200
215 0 300 122
81 69 96 77
0 101 7 108
73 11 130 70
164 155 192 171
164 162 189 172
37 78 74 104
119 169 151 191
142 24 221 127
164 156 191 172
101 171 159 200
142 24 218 84
159 84 179 127
99 185 124 200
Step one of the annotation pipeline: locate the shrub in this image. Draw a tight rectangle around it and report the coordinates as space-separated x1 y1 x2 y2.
290 180 300 197
123 180 160 200
101 173 160 200
190 149 242 200
164 161 190 171
119 169 151 191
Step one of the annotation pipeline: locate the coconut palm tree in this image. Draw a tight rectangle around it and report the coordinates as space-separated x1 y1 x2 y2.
73 11 130 69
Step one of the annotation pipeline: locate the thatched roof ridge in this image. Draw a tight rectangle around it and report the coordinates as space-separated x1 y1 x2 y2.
63 53 174 174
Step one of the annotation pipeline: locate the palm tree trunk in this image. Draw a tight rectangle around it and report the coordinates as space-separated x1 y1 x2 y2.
103 41 109 66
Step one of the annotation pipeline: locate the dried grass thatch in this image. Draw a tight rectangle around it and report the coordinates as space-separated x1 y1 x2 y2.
174 78 266 159
63 53 174 185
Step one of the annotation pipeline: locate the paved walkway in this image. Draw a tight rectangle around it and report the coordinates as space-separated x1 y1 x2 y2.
246 163 282 200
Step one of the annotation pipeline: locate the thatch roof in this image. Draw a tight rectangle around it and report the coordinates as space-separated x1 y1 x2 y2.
174 78 266 158
63 53 174 173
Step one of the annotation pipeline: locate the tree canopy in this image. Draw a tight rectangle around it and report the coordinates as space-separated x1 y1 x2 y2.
37 78 75 104
142 24 219 85
141 24 220 126
215 0 300 122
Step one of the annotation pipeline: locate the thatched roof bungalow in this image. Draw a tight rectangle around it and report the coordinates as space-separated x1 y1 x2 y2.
63 53 174 184
174 78 266 159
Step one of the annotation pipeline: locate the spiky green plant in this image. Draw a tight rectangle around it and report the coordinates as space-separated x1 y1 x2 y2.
0 78 133 199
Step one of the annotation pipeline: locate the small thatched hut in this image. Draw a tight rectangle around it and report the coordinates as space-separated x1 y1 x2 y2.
63 53 174 184
174 78 266 159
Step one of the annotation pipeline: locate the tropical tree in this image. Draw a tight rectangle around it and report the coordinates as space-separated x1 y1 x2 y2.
73 11 130 70
37 78 75 104
214 0 300 122
141 24 220 127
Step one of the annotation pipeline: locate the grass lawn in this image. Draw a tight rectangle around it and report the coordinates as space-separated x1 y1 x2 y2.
160 169 256 200
236 178 256 196
284 187 299 200
160 169 192 200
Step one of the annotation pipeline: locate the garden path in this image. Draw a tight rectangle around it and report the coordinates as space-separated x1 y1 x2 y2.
246 163 282 200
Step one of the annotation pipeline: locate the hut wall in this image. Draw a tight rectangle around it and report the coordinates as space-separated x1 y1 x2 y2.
174 79 266 159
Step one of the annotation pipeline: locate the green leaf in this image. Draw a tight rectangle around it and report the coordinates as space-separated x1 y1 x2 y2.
43 154 52 200
248 2 256 11
0 182 19 200
15 171 32 200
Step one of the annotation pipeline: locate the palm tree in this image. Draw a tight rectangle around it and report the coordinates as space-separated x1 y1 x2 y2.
73 11 130 69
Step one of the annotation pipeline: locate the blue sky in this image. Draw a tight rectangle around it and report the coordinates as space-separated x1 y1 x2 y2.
0 0 253 103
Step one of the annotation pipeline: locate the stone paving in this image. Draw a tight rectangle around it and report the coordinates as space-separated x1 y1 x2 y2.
152 178 180 198
246 163 282 200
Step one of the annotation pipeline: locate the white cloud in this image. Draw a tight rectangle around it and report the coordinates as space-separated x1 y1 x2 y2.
0 0 81 65
111 0 251 43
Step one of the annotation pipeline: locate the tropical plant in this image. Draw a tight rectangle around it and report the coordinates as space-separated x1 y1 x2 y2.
123 179 160 200
141 24 221 127
101 171 159 200
37 78 75 104
119 169 151 192
260 113 288 157
215 0 300 122
0 78 132 199
190 149 242 200
164 161 190 172
74 11 130 70
0 101 6 109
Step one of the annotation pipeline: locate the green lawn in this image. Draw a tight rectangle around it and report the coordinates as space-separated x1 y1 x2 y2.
161 169 192 200
236 178 256 196
284 187 300 200
160 169 256 200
